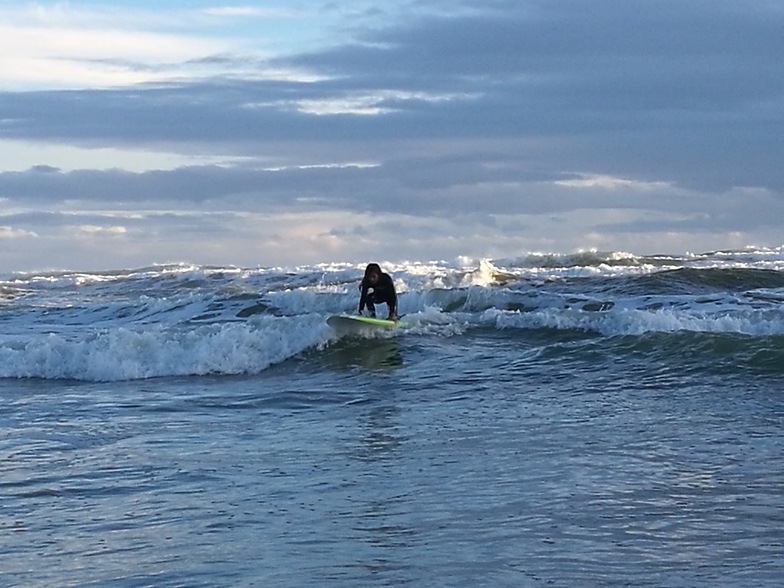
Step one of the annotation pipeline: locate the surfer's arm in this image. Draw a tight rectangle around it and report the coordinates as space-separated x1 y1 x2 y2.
358 280 369 313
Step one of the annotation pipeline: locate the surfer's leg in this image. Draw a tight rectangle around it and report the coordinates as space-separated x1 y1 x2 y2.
373 291 396 320
366 293 377 317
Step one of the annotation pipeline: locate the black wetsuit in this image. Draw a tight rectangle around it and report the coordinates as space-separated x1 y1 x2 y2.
359 272 397 317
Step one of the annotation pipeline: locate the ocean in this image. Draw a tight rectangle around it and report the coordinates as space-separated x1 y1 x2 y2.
2 247 783 587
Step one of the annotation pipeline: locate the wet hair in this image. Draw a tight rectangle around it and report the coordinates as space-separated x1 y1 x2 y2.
364 263 382 279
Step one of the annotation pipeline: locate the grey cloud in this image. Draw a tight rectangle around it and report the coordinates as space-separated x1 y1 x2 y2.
0 154 746 224
0 208 250 236
4 1 779 137
293 0 783 102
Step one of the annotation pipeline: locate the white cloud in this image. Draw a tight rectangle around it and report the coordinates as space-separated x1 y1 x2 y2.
200 6 294 18
75 225 127 236
0 140 243 173
0 3 327 90
554 174 671 191
0 226 38 239
292 90 479 115
0 21 229 89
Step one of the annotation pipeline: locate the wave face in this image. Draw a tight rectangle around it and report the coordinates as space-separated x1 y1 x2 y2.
2 246 783 381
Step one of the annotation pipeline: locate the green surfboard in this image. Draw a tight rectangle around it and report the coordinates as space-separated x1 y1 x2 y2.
327 314 401 331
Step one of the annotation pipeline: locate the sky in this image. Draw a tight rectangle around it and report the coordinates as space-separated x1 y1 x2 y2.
1 0 782 272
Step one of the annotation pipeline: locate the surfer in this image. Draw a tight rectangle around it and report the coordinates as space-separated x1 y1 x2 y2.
359 263 398 321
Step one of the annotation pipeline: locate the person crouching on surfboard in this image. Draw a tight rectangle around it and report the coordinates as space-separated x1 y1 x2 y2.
359 263 398 321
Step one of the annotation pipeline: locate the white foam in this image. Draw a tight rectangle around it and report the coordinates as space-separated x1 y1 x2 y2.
0 315 331 382
485 306 784 337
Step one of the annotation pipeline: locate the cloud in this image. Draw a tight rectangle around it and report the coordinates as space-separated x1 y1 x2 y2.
75 224 127 236
0 0 782 271
0 18 228 89
201 6 290 18
0 225 37 239
2 0 780 189
0 3 329 90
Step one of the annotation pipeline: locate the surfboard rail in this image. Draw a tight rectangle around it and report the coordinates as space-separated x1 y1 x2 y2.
327 314 402 329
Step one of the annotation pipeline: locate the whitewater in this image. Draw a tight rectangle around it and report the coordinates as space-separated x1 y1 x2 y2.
2 247 784 381
2 247 783 587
